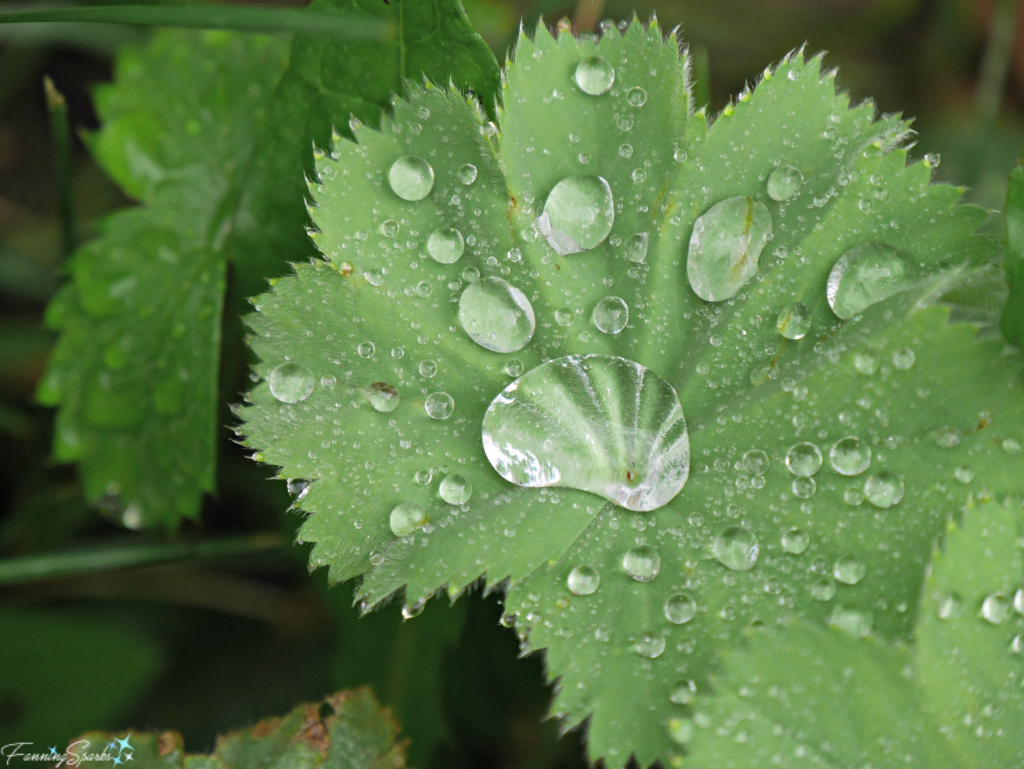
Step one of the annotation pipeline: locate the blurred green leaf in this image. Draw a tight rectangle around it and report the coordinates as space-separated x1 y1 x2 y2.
1002 159 1024 346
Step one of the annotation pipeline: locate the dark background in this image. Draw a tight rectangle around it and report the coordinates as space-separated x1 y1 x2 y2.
0 0 1020 766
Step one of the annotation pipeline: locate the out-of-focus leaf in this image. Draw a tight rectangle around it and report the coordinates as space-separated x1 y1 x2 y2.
1002 160 1024 346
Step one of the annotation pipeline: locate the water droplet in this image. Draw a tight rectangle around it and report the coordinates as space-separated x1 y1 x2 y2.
687 196 773 302
664 594 697 624
626 86 648 106
833 555 867 585
713 526 760 571
574 56 615 95
853 352 878 375
785 442 822 477
981 593 1012 625
766 165 804 201
439 473 472 505
414 469 432 485
937 593 962 620
538 175 615 254
738 449 769 475
829 437 871 476
390 502 428 537
458 163 478 185
461 266 480 283
667 718 694 745
792 477 816 498
320 375 337 389
424 392 454 419
482 355 689 511
1003 438 1022 454
358 341 375 358
555 306 575 326
634 632 665 658
933 426 961 448
843 485 865 505
811 578 837 601
626 233 649 263
418 359 437 378
863 471 904 508
623 545 661 582
388 156 434 201
592 296 629 334
673 148 688 162
427 227 465 264
366 382 400 412
381 219 400 237
892 348 915 370
829 606 873 638
1013 588 1023 615
269 363 314 403
781 527 809 554
458 277 536 352
567 565 601 595
953 465 975 484
827 243 911 320
619 143 633 158
1012 635 1024 655
776 302 811 340
669 679 697 704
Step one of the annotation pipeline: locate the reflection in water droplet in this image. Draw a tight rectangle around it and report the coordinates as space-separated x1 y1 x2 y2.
626 233 649 263
482 355 689 511
669 679 697 704
424 392 454 419
785 442 822 477
381 219 400 238
389 156 434 201
458 163 478 185
269 363 314 404
892 348 916 370
811 578 836 601
505 359 524 377
439 473 472 504
634 632 665 658
459 278 536 352
981 593 1012 625
864 471 904 508
390 502 428 537
664 594 697 624
538 175 615 255
367 381 400 412
567 565 600 595
739 449 769 476
830 437 871 476
358 342 375 358
461 266 480 283
574 56 615 95
626 86 648 106
713 526 760 571
593 296 629 334
781 527 809 554
827 243 911 320
427 227 465 264
834 555 867 585
687 196 773 302
623 546 661 582
767 165 803 201
418 360 437 378
776 303 811 340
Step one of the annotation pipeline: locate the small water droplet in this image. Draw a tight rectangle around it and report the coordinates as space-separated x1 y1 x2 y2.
863 471 903 508
381 219 400 237
574 56 615 95
366 381 400 412
792 477 816 498
461 266 480 283
829 436 871 476
811 578 837 601
738 449 770 475
933 426 961 449
459 277 536 352
687 197 773 302
827 243 911 320
538 175 615 254
713 526 760 571
776 302 811 340
458 163 478 185
390 502 428 537
592 296 629 334
669 679 697 704
1011 635 1024 655
626 86 648 106
673 148 688 162
937 593 962 620
626 233 649 263
667 718 693 745
504 359 525 378
623 545 661 582
953 465 975 484
634 631 665 658
829 606 873 637
833 555 867 585
427 227 465 264
269 363 314 403
981 592 1012 625
388 156 434 201
664 594 697 624
781 527 809 554
424 392 454 419
567 565 601 595
892 348 915 370
555 306 575 326
358 341 375 358
418 359 437 378
853 352 879 375
785 442 822 477
1003 438 1023 454
766 165 803 201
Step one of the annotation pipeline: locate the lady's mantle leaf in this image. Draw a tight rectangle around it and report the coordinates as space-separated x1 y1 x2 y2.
238 21 1023 766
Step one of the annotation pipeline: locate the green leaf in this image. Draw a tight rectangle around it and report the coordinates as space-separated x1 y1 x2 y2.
238 22 1024 765
38 31 289 527
916 498 1024 766
74 688 406 769
1002 159 1024 346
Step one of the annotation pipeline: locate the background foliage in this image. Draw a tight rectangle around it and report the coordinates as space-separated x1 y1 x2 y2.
0 0 1022 766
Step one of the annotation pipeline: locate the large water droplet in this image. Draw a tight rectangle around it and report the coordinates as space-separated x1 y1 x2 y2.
427 227 465 264
687 197 772 302
781 527 809 554
538 175 615 255
863 471 904 508
424 392 454 420
664 594 697 624
829 437 871 476
574 56 615 95
458 163 478 185
634 632 665 658
567 565 600 595
981 592 1012 625
713 526 760 571
626 86 648 106
592 296 629 334
833 555 867 585
481 355 689 511
622 546 661 581
626 233 649 263
269 362 314 403
776 303 811 340
785 442 822 477
388 156 434 201
367 381 400 412
459 277 536 352
439 473 472 504
827 243 911 320
766 165 803 201
390 502 428 537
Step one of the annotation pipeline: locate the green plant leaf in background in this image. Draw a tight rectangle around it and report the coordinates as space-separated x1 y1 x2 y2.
237 19 1024 767
75 688 406 769
1002 159 1024 347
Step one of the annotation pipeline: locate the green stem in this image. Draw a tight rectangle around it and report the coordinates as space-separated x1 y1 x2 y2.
44 75 76 258
0 5 388 41
976 0 1017 125
0 532 284 587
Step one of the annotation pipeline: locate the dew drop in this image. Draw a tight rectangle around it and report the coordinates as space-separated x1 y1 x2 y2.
268 363 314 404
933 426 961 448
458 277 536 352
667 718 693 745
833 555 867 585
781 527 809 554
1002 438 1022 454
538 175 615 254
592 296 629 334
892 348 916 370
461 266 480 283
320 375 337 389
810 579 836 602
713 526 760 571
981 592 1012 625
827 243 911 320
953 465 975 484
357 341 375 358
1011 635 1024 655
669 679 697 704
439 473 472 504
504 359 525 378
829 436 871 476
830 606 873 637
687 196 772 302
626 86 648 106
424 392 454 419
863 471 904 508
738 449 769 476
555 306 575 326
853 352 879 375
574 56 615 95
388 156 434 201
458 163 478 185
785 442 822 477
427 227 465 264
381 219 400 238
776 302 811 340
634 632 665 658
792 477 816 498
366 382 400 412
390 502 428 537
567 565 601 595
418 359 437 378
937 593 962 620
626 232 649 263
766 165 803 201
664 594 697 624
623 546 661 582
